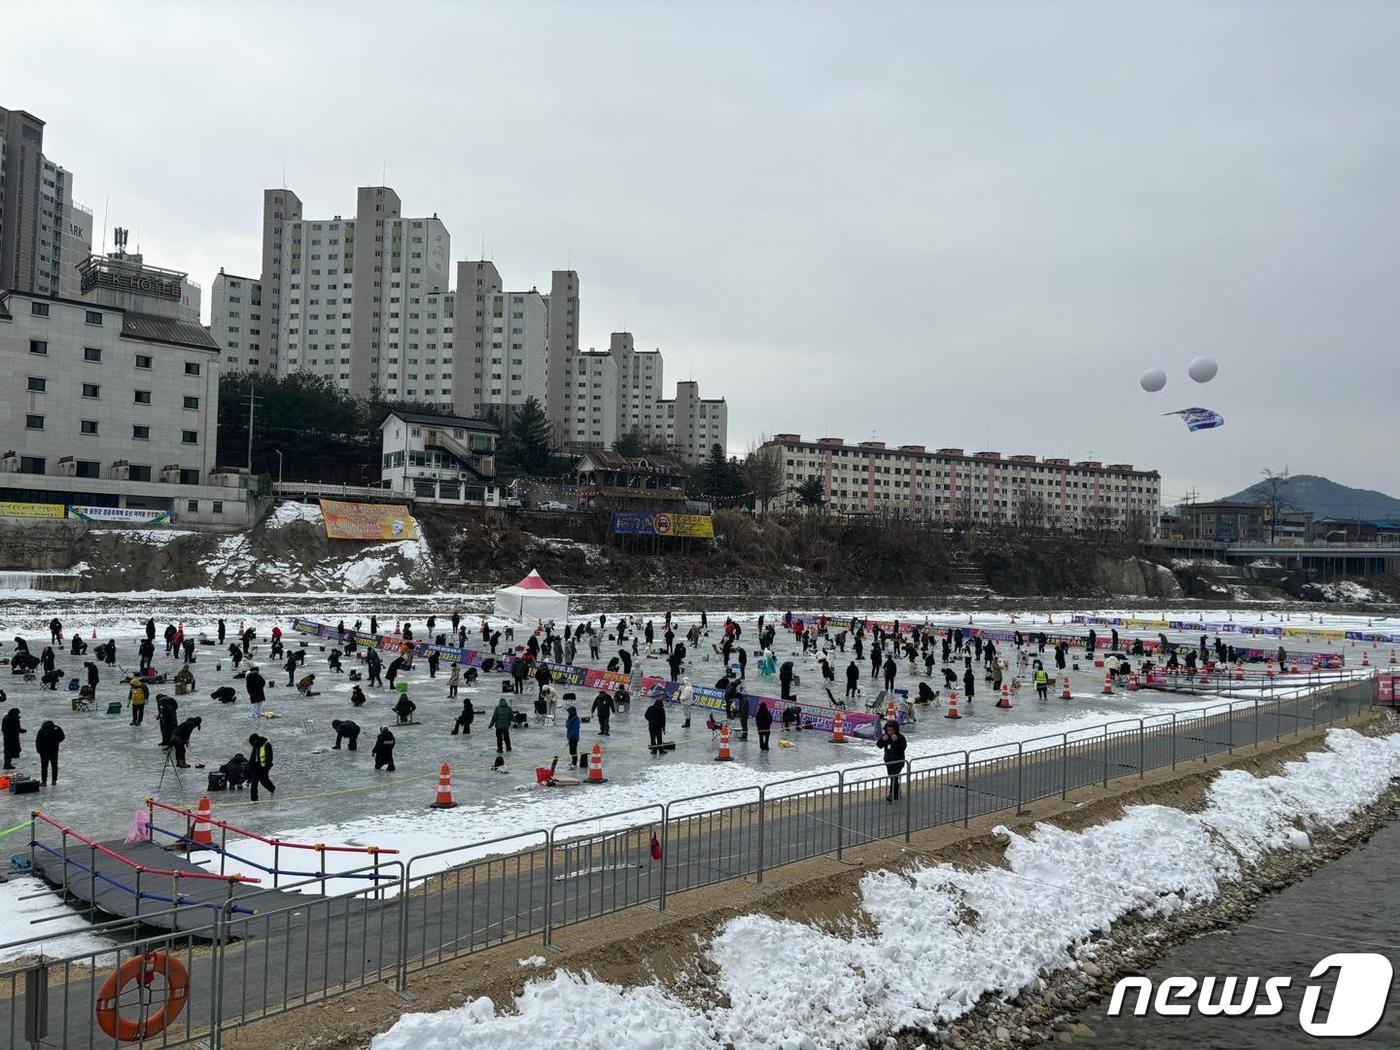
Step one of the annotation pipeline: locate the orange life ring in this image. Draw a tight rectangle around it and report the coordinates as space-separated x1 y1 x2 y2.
95 951 189 1043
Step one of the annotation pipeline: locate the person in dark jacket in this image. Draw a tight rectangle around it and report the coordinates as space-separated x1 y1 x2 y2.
246 666 267 719
211 685 237 704
644 696 666 750
172 717 202 767
2 708 24 770
882 655 897 692
488 698 514 753
845 660 860 699
366 648 382 687
145 618 157 643
779 660 795 701
332 719 361 751
451 697 475 736
248 734 275 801
351 685 367 707
565 706 581 766
156 693 179 747
879 722 907 803
730 686 750 739
35 719 64 785
372 727 396 771
393 693 416 725
963 667 975 701
220 752 249 790
754 701 773 751
591 691 614 736
84 660 99 698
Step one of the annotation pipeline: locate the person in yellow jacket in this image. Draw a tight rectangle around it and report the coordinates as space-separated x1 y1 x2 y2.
1033 665 1050 701
128 677 149 726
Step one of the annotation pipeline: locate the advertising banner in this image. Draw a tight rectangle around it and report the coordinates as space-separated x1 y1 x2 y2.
320 500 419 541
611 511 714 539
68 505 171 525
0 501 65 519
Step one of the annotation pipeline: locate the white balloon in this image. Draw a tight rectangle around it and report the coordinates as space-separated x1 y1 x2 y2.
1188 356 1218 383
1139 368 1167 393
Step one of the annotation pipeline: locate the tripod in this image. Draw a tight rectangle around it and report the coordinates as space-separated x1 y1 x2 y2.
157 745 184 793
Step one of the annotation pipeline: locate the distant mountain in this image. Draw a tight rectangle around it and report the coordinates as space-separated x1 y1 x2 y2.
1218 474 1400 521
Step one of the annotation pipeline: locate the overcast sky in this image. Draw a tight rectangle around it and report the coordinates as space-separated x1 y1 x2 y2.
8 1 1397 502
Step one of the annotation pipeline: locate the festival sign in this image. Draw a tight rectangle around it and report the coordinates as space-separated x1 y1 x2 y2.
319 500 419 541
68 505 171 525
611 511 714 539
0 501 66 519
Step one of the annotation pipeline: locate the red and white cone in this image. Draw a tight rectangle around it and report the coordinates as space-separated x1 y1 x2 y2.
715 724 734 761
430 763 458 809
996 684 1012 709
945 689 961 719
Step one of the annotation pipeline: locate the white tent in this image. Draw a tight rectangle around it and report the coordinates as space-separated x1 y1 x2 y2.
493 569 570 624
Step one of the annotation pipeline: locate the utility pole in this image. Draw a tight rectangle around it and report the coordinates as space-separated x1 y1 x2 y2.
244 379 260 475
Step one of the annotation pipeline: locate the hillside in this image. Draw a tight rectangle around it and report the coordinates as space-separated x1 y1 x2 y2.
1219 474 1400 520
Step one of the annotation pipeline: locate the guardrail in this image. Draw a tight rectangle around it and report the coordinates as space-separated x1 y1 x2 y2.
0 674 1380 1049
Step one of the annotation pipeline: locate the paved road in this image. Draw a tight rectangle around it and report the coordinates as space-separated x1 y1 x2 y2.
1 683 1370 1049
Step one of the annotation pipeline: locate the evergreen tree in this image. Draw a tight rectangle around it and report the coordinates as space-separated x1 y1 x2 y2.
500 397 554 476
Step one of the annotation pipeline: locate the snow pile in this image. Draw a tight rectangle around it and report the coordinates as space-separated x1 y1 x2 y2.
372 728 1400 1050
1302 580 1384 604
265 501 324 528
0 876 115 964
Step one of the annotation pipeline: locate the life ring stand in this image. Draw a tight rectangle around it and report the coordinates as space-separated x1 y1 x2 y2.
95 951 189 1043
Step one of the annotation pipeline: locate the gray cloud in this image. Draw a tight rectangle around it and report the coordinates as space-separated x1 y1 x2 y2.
8 0 1396 500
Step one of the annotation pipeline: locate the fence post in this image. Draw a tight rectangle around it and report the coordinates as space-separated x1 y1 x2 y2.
88 843 96 920
904 763 913 843
836 771 845 861
1170 713 1177 770
756 787 766 885
962 753 970 828
273 842 280 888
1227 704 1234 754
658 805 669 912
1060 734 1068 800
1015 744 1024 813
1254 699 1260 750
395 862 410 992
543 832 554 947
1201 708 1209 764
209 902 229 1049
1138 720 1144 779
1102 725 1110 788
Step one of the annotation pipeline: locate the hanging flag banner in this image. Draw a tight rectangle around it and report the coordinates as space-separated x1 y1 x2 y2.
611 511 714 539
320 500 420 541
0 501 66 519
68 506 171 525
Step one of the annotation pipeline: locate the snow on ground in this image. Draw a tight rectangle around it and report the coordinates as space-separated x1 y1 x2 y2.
371 727 1400 1050
265 501 324 528
0 876 117 963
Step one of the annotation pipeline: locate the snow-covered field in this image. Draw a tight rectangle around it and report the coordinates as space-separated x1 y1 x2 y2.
371 727 1400 1050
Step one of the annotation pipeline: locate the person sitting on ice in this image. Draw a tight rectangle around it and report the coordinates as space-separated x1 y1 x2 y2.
211 686 237 704
69 634 88 656
220 752 250 790
297 673 318 696
328 649 343 672
392 693 416 725
350 684 367 707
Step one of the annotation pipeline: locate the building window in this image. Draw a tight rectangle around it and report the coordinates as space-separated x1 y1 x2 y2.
185 362 201 376
25 414 44 430
80 420 99 435
30 302 50 317
29 339 47 355
134 390 152 404
182 430 198 444
179 468 200 485
187 500 199 512
26 377 46 392
128 465 152 482
75 460 101 479
19 456 45 474
212 500 223 514
133 425 150 440
82 383 100 398
135 354 152 369
183 396 200 410
85 310 103 326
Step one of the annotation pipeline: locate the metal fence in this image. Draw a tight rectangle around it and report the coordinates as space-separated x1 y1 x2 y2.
0 675 1379 1048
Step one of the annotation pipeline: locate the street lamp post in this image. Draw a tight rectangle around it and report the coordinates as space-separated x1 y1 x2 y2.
275 450 283 485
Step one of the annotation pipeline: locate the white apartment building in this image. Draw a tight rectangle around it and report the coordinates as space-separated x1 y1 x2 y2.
1 107 94 299
0 254 248 525
562 350 619 449
650 380 728 463
764 435 1161 534
209 270 262 370
210 186 451 399
452 260 551 418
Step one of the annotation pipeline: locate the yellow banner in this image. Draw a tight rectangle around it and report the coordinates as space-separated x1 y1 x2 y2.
319 500 420 541
0 501 66 519
653 512 715 539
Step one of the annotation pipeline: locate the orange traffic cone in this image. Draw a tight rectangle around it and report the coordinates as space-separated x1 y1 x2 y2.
1199 667 1209 685
1128 672 1139 692
1362 650 1370 667
1102 672 1114 695
1390 650 1396 665
714 723 734 761
91 628 96 640
945 689 961 719
430 763 458 809
586 742 607 783
831 708 847 743
1061 675 1072 700
996 683 1012 709
1266 657 1275 678
1234 662 1244 681
192 795 213 847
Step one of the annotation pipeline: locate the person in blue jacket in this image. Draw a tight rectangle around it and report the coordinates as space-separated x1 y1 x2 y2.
565 705 581 767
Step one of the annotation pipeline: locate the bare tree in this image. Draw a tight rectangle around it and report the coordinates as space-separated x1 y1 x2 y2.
1014 493 1049 534
744 443 785 516
1257 468 1295 542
